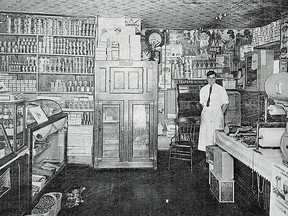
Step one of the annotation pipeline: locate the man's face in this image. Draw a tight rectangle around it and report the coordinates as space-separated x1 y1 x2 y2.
207 74 216 85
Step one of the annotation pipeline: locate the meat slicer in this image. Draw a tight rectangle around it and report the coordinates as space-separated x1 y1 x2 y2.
264 73 288 165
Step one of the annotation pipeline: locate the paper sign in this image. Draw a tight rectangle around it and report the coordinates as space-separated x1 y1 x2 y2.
28 106 48 124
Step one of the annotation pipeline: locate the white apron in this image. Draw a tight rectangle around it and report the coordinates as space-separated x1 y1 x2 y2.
198 105 224 151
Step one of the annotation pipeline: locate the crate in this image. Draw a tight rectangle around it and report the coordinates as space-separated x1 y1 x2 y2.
210 170 234 203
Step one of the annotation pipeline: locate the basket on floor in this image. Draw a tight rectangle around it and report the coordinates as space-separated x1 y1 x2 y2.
31 192 62 216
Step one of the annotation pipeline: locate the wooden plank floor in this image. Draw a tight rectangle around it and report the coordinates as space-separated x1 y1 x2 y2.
44 151 266 216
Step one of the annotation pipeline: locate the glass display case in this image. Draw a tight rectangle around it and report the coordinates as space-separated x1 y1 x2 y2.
0 98 27 152
0 97 30 216
27 99 68 203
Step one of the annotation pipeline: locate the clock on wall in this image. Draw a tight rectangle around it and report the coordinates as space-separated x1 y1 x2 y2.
145 29 164 61
146 29 164 48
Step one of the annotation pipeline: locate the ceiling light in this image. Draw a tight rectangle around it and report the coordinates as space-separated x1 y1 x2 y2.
182 0 203 5
216 13 227 20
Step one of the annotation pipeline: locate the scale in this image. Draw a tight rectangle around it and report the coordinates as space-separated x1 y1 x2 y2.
264 73 288 165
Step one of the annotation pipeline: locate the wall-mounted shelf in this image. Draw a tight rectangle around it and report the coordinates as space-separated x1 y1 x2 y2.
253 40 280 50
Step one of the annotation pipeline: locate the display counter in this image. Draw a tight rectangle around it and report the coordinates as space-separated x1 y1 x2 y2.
27 99 68 208
214 130 283 181
0 98 30 216
0 147 30 216
214 130 288 215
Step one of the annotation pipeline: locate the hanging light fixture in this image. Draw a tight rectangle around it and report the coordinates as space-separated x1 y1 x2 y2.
182 0 203 5
215 13 227 20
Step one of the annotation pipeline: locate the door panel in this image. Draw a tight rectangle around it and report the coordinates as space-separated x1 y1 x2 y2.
128 101 155 162
110 67 143 94
96 101 124 162
113 70 125 90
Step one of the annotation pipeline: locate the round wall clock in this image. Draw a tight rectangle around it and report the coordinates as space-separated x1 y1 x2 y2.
146 30 164 48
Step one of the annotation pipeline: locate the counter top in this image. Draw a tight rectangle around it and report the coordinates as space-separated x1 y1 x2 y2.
214 131 284 181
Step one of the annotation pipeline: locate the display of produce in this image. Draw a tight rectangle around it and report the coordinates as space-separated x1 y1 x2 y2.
32 192 62 215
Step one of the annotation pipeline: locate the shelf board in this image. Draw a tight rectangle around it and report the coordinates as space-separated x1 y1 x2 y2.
0 33 95 39
8 72 37 74
39 91 93 95
0 52 37 55
0 33 37 37
39 72 94 76
253 40 280 50
22 92 37 94
103 120 119 123
38 53 94 58
38 34 95 39
174 78 223 80
1 91 37 94
63 108 93 112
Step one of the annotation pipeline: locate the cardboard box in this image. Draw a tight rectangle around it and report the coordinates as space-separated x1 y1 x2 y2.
32 174 47 191
210 170 234 203
214 148 234 180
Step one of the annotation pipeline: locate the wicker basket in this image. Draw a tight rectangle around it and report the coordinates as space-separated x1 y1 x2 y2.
31 192 62 216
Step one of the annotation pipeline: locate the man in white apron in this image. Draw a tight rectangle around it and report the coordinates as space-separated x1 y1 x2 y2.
198 71 229 152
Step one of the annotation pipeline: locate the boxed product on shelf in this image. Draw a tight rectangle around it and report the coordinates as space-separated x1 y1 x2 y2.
32 174 47 192
41 162 60 172
33 166 54 178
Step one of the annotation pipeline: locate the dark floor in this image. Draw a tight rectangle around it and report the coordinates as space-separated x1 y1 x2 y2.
45 151 266 216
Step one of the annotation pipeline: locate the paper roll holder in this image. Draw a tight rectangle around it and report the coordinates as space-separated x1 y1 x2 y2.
254 122 286 154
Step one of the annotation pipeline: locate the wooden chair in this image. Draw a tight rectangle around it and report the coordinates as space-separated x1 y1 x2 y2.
168 117 198 173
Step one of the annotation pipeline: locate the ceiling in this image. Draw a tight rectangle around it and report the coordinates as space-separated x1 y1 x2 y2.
0 0 288 30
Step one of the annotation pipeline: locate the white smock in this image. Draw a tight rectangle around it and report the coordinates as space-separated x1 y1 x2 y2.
198 83 229 152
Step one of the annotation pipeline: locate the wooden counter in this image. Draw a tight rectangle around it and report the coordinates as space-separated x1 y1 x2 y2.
214 130 284 181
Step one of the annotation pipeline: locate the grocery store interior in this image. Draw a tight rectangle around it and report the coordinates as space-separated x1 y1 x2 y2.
0 0 288 215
